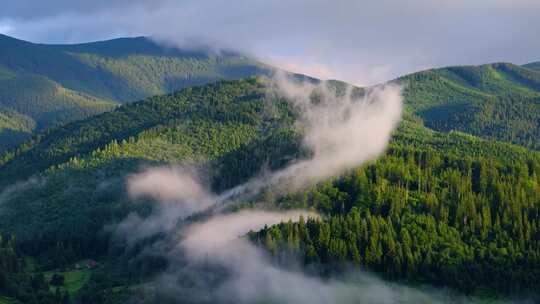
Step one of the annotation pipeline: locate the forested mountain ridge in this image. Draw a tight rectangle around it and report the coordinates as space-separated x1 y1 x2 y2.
254 141 540 294
1 32 539 156
400 62 540 150
0 34 268 153
0 78 299 302
524 61 540 71
0 74 117 151
0 34 268 103
0 76 540 302
3 73 540 192
1 35 540 301
0 78 297 241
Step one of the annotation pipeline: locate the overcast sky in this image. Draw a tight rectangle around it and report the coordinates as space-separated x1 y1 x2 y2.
1 0 539 85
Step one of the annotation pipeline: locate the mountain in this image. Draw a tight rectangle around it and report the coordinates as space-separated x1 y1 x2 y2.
0 76 536 241
1 36 540 300
2 32 539 155
0 34 269 152
0 77 539 302
524 61 540 71
0 34 268 102
401 62 540 150
0 77 302 301
2 62 540 246
0 108 34 152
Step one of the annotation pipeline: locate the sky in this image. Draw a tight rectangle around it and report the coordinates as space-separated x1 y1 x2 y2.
1 0 539 85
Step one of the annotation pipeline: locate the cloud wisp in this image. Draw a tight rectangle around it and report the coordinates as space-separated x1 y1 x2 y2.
110 75 461 303
216 74 402 203
116 166 216 247
123 179 478 303
269 73 403 188
119 75 403 237
157 210 478 304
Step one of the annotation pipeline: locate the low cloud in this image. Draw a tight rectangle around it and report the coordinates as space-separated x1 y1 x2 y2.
119 73 403 230
0 177 46 209
216 74 402 202
112 74 471 303
155 210 479 304
180 210 318 262
269 73 402 188
127 166 214 210
117 166 216 246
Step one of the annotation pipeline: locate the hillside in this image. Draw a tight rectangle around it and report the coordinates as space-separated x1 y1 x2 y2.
1 33 539 156
0 34 268 102
0 78 539 301
0 34 268 153
401 62 540 150
1 77 539 227
0 107 34 148
2 41 540 300
524 61 540 71
0 74 116 133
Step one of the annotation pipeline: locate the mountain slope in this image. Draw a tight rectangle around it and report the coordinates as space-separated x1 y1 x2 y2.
0 78 302 254
0 73 117 151
1 32 539 156
0 77 539 300
401 62 540 149
0 34 269 153
1 77 538 242
524 61 540 71
0 108 35 152
0 74 116 126
0 34 268 103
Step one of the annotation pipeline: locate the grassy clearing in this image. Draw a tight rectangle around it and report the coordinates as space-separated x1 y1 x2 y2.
0 296 16 304
62 269 92 294
44 261 94 295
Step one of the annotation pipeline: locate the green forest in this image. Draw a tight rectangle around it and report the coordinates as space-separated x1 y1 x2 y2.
1 34 540 302
0 34 268 153
252 145 540 294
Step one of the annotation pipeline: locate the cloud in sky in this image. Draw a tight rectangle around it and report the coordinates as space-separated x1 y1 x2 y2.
0 23 13 35
1 0 539 85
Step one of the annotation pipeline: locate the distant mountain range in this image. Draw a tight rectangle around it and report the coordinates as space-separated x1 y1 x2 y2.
0 34 269 152
2 34 540 154
524 61 540 71
401 62 540 150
